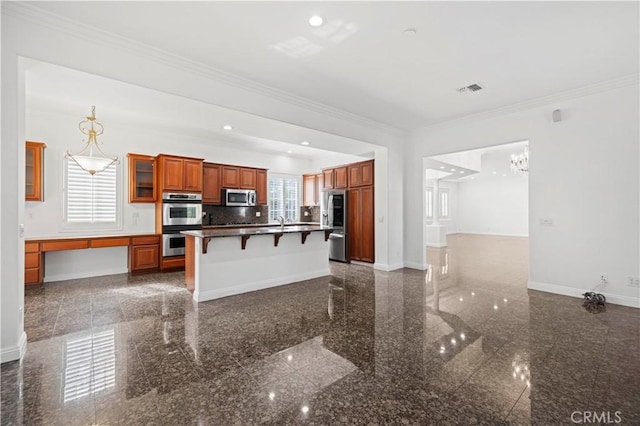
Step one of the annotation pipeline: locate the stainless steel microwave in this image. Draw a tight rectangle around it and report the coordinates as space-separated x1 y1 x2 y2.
222 189 256 206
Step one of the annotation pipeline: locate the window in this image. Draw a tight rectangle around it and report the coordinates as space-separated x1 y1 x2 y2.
268 174 299 222
425 187 449 219
425 188 433 219
439 189 449 218
64 159 120 227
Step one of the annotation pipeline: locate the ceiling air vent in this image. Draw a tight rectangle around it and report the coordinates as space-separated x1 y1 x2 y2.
457 83 484 93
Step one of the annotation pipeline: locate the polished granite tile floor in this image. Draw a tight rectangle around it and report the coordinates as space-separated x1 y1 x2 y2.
2 234 639 425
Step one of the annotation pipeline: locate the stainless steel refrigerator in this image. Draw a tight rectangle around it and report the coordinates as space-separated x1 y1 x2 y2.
321 190 348 262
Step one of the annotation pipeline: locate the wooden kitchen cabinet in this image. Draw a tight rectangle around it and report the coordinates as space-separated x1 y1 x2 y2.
322 169 334 190
303 174 316 206
348 160 374 188
347 186 375 263
128 153 156 203
129 236 160 274
334 166 348 189
240 168 256 189
302 173 324 206
157 154 203 193
203 163 222 204
183 159 203 192
256 169 267 205
24 242 43 285
222 166 240 188
25 141 46 201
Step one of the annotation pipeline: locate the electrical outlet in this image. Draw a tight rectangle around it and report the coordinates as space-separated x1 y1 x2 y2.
628 276 640 287
255 211 261 217
304 211 309 217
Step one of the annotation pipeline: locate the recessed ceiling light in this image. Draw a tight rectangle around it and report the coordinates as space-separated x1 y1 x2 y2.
439 166 445 170
300 141 310 146
287 150 292 154
459 171 465 174
492 171 497 175
403 28 417 37
223 125 233 131
502 173 507 177
309 15 324 27
450 168 456 172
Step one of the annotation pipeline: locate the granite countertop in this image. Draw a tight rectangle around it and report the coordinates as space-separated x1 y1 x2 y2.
183 224 333 238
203 222 321 229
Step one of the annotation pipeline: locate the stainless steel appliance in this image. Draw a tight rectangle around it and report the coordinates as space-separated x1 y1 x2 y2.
322 190 348 262
162 193 203 226
222 189 256 207
162 233 188 257
162 192 202 257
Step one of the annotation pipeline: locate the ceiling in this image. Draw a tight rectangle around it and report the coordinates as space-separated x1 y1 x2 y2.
29 1 640 130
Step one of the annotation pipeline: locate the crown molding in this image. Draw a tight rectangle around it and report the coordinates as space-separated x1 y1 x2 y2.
423 73 640 130
3 2 407 138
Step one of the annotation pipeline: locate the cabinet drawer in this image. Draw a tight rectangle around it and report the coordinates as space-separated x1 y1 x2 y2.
42 240 89 252
25 252 40 268
91 237 130 248
132 235 160 246
25 268 41 285
25 242 40 253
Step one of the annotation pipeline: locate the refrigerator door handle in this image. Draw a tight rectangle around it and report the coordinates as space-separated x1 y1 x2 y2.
328 194 334 227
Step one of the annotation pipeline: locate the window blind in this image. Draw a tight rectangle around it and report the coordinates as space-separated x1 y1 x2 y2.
66 160 117 224
268 175 299 222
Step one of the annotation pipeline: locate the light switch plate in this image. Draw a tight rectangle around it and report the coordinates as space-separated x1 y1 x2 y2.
256 211 261 217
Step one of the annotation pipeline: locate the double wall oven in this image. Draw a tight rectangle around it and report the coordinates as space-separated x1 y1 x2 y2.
162 193 202 257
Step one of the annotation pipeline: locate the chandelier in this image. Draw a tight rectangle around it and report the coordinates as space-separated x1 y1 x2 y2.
65 106 118 175
510 146 529 175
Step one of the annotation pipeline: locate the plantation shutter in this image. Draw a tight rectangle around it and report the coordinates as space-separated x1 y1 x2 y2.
66 160 117 224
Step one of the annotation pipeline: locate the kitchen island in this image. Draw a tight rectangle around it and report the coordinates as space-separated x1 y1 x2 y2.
182 224 333 302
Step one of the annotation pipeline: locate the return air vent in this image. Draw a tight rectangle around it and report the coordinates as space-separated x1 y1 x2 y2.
457 83 484 93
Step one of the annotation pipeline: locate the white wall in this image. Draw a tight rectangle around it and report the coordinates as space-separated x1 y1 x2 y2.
406 83 639 307
24 108 316 281
456 152 529 237
2 6 404 360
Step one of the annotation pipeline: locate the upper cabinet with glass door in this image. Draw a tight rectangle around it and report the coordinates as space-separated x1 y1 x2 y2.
128 153 156 203
25 141 46 201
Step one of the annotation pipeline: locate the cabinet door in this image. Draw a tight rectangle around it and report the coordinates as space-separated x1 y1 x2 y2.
203 163 222 204
360 186 375 263
303 174 316 206
315 174 323 205
131 244 160 271
183 159 203 192
361 161 374 186
240 168 257 189
162 157 184 191
222 166 240 188
348 164 361 188
347 189 361 261
322 169 334 190
128 154 156 203
334 166 348 189
25 141 45 201
256 169 268 205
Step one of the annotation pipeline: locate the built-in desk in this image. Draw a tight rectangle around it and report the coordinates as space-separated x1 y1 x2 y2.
24 234 161 285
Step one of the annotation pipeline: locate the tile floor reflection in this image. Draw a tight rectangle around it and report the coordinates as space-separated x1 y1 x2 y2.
1 234 639 425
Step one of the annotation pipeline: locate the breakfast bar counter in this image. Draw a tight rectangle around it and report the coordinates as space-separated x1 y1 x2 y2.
182 225 333 302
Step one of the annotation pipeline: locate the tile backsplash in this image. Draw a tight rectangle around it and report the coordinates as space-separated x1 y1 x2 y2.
300 206 321 223
203 205 269 226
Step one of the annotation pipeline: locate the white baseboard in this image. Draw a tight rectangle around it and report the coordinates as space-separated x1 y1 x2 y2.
452 231 529 238
528 281 639 308
194 268 330 302
1 331 27 364
403 261 428 270
44 267 128 283
374 262 404 272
